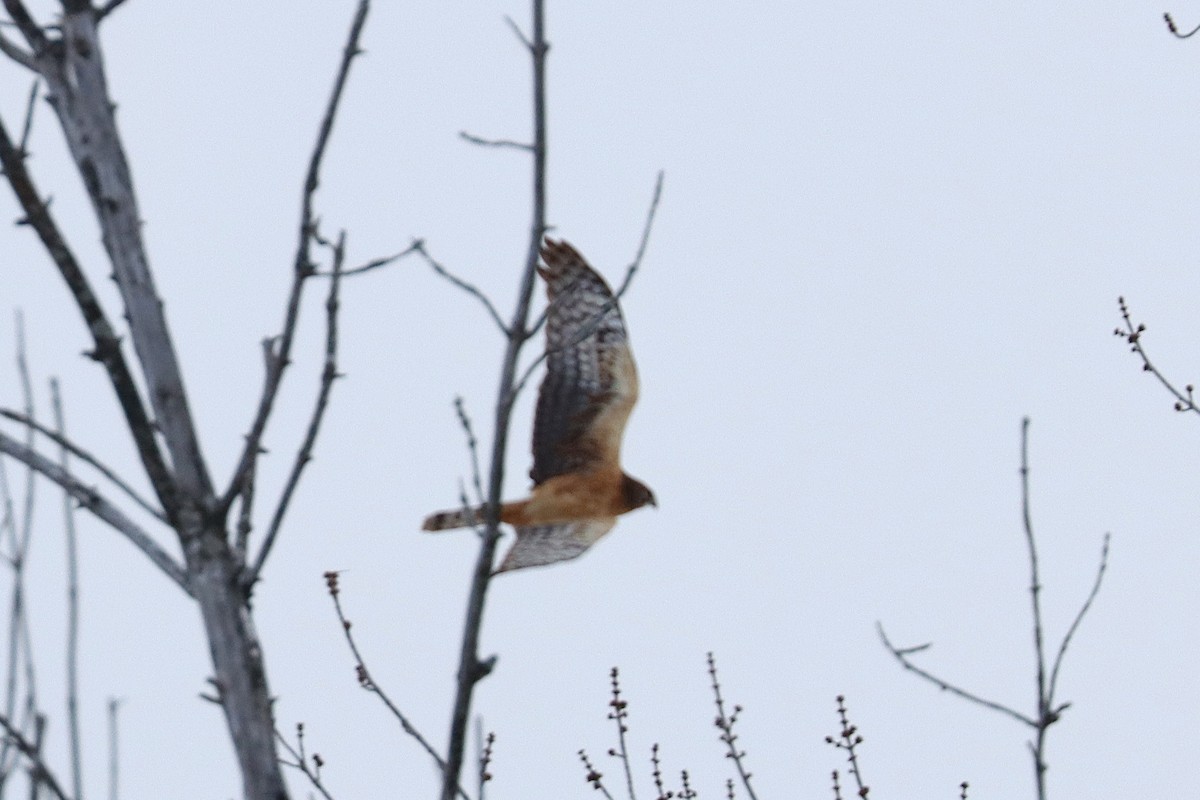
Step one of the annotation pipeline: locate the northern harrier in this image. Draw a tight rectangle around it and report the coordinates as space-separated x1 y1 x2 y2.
422 239 655 572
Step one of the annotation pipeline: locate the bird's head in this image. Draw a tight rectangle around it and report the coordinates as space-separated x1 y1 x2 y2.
621 474 657 513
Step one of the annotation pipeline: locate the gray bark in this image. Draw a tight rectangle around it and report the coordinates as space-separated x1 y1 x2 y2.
47 9 213 501
0 4 290 798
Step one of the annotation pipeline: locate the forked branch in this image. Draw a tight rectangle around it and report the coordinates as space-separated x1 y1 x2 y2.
245 230 347 588
221 0 370 517
879 418 1111 800
415 242 509 335
0 117 178 519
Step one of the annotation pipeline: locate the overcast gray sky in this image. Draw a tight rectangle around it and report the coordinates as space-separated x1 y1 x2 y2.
2 1 1198 797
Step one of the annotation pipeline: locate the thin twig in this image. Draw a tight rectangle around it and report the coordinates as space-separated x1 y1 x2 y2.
276 725 335 800
1047 532 1111 703
1 314 37 790
220 0 369 517
106 698 120 800
414 241 509 335
1020 416 1049 720
51 381 83 800
0 410 166 523
233 463 255 563
578 750 615 800
1114 296 1200 416
474 721 494 800
17 79 38 155
459 131 533 151
453 397 486 509
651 743 670 800
503 15 533 49
321 572 468 800
319 239 422 278
707 653 758 800
245 230 346 589
606 667 637 800
1164 12 1200 38
876 623 1036 728
0 416 13 796
823 696 869 799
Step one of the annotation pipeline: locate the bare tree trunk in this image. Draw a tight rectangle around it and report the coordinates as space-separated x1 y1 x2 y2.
186 531 283 800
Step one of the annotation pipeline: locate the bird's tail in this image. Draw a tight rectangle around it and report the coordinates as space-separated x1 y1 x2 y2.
422 501 527 531
421 506 483 531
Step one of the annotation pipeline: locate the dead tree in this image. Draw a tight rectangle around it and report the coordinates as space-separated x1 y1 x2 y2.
0 2 373 797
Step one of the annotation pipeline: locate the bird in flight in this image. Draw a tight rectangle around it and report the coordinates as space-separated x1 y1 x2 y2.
423 239 655 572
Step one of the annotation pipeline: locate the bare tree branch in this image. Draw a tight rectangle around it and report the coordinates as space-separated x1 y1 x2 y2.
245 230 346 589
0 713 69 800
321 572 467 799
458 131 533 151
233 464 255 563
17 79 38 155
0 433 189 594
823 695 869 800
220 0 369 518
603 667 637 800
0 28 36 71
877 622 1036 728
415 241 509 335
276 725 335 800
881 419 1112 800
1114 296 1200 415
440 3 549 796
453 397 486 509
1046 531 1110 717
0 115 179 520
0 0 49 59
0 409 166 523
474 719 493 800
707 653 758 800
48 6 214 503
1019 416 1049 723
106 698 120 800
51 380 84 800
1164 11 1200 38
503 15 533 50
578 749 615 800
0 315 38 789
317 238 422 278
